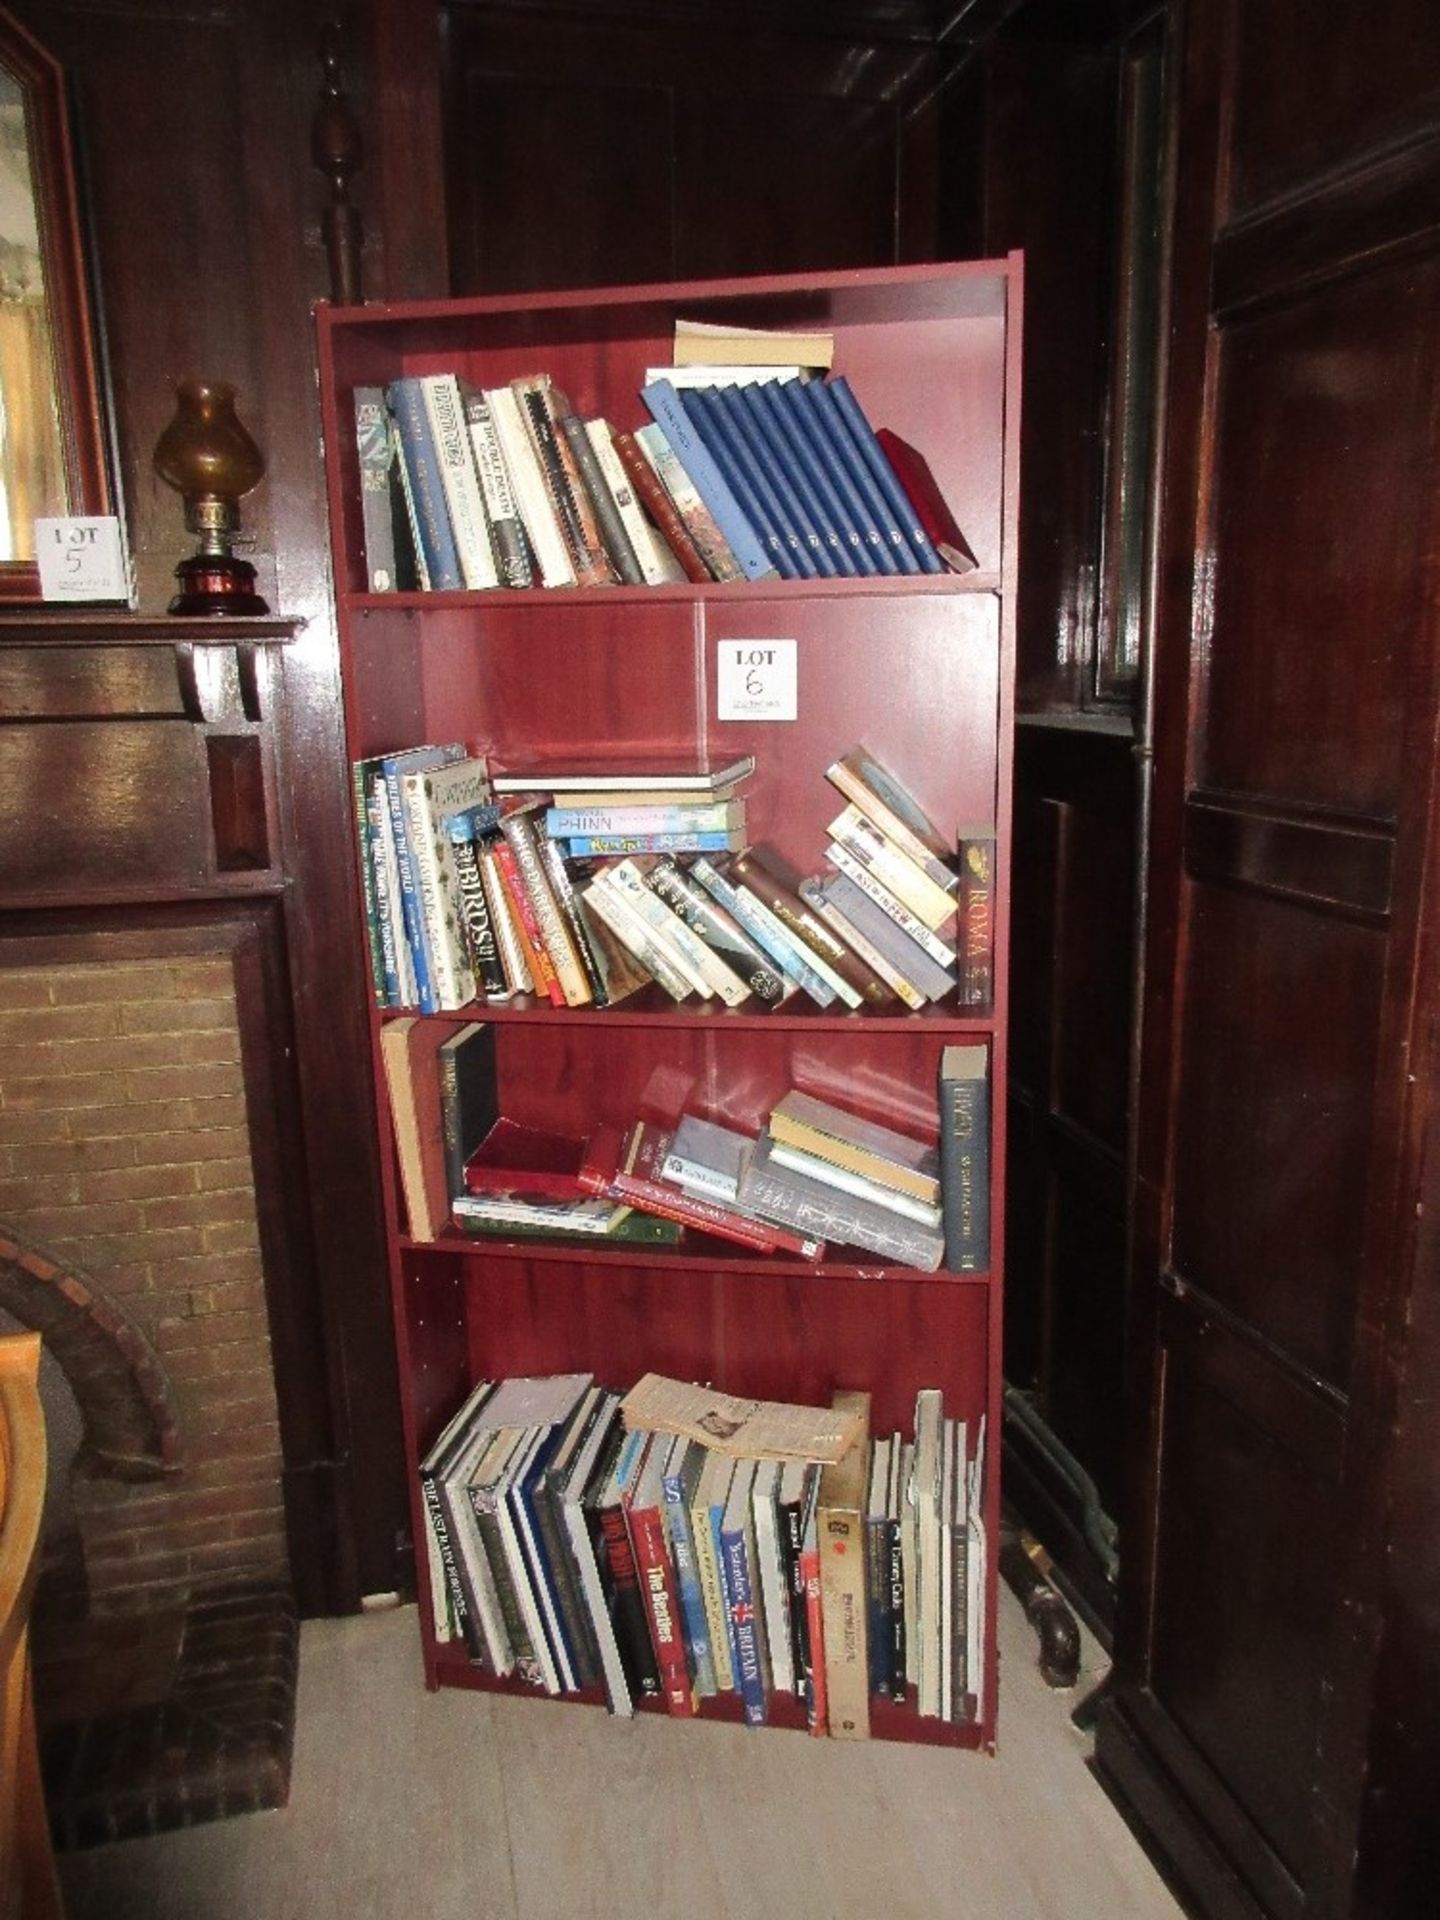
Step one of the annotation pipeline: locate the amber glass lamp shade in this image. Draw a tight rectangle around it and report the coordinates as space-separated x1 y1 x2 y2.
153 380 269 615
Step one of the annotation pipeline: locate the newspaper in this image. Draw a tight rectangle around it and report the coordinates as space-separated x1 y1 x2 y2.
619 1372 863 1464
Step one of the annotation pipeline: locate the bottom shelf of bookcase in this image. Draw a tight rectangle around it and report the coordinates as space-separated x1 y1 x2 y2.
426 1638 988 1750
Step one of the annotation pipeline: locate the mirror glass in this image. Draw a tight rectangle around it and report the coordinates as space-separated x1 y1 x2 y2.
0 61 67 561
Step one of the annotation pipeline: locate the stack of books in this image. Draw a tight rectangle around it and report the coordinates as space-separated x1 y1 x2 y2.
354 322 975 595
378 1027 990 1272
419 1369 986 1733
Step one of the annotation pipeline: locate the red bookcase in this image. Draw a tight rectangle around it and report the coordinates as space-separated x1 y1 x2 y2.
316 255 1021 1750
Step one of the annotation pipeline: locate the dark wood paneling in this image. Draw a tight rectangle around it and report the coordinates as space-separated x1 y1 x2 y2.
1170 882 1385 1393
442 9 944 296
1224 0 1440 222
1148 1294 1344 1898
1200 258 1438 820
1185 795 1394 923
970 40 1116 708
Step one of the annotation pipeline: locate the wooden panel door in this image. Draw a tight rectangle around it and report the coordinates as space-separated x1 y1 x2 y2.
1094 4 1440 1918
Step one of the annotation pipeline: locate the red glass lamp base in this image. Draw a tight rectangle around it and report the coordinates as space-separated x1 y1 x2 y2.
167 553 270 617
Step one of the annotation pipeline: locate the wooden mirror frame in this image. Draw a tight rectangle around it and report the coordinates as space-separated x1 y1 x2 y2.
0 5 113 602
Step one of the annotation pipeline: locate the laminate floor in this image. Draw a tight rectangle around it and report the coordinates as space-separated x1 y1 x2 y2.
59 1586 1181 1920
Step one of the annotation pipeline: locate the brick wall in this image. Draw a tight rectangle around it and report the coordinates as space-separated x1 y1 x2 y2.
0 957 288 1613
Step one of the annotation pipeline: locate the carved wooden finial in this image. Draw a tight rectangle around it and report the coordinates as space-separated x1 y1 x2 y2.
312 14 364 306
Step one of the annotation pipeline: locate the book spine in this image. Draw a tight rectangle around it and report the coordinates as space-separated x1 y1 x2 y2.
514 378 610 587
610 428 711 583
559 413 644 585
823 375 944 574
563 829 742 858
537 835 609 1007
351 759 387 1006
660 1150 738 1205
627 1500 696 1716
693 1491 735 1691
721 1521 769 1726
816 873 957 1003
958 832 995 1009
752 1473 794 1695
484 385 575 588
605 861 749 1006
802 1523 827 1736
634 424 743 581
383 763 437 1013
663 1472 717 1697
421 373 499 590
545 802 741 837
586 419 682 585
768 1138 941 1227
733 380 856 578
688 858 838 1008
462 386 533 588
419 1471 476 1659
729 849 890 1008
366 777 402 1007
819 1501 870 1738
825 758 958 895
450 822 511 998
865 1507 892 1698
828 808 957 930
506 1461 571 1692
800 880 926 1010
536 1471 602 1689
594 1502 662 1701
562 1498 634 1717
478 842 533 996
763 378 883 577
644 857 788 1004
451 1485 516 1674
823 841 959 969
354 388 399 592
780 1488 809 1699
939 1053 991 1272
402 773 476 1011
386 377 464 590
641 379 777 581
471 1492 541 1688
889 1509 907 1702
500 812 593 1007
492 839 564 1005
581 877 691 1002
680 384 803 579
388 413 427 590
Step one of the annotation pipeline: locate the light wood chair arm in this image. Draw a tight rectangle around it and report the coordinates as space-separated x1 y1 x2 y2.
1 1330 64 1920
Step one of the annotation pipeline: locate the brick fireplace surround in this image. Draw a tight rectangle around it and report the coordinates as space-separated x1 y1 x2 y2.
0 954 298 1844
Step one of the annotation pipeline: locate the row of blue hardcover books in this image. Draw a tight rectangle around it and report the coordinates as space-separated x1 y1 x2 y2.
641 372 947 583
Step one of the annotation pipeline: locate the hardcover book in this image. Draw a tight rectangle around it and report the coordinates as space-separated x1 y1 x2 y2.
484 383 576 589
420 372 500 590
380 1016 451 1243
641 378 778 582
461 385 533 588
938 1044 990 1272
494 754 755 796
634 422 744 582
874 427 978 575
721 1458 770 1726
559 411 643 585
400 753 493 1012
354 386 400 592
661 1436 716 1698
623 1433 696 1715
512 373 611 587
585 419 685 584
817 1389 872 1739
609 427 711 583
386 377 465 591
678 381 800 579
957 829 996 1010
672 316 834 369
591 1426 663 1705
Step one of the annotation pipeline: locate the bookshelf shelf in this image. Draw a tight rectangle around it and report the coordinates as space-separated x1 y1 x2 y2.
344 573 1002 615
318 255 1019 1753
403 1232 994 1285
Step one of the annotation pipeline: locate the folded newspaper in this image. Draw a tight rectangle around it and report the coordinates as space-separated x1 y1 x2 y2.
619 1371 863 1464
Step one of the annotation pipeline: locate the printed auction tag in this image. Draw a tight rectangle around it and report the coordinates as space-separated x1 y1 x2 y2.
717 638 797 721
35 517 131 602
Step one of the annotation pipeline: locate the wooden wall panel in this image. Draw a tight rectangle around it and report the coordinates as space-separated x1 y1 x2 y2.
1225 0 1440 221
1169 884 1385 1392
442 7 944 296
1201 261 1437 819
1096 0 1440 1914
